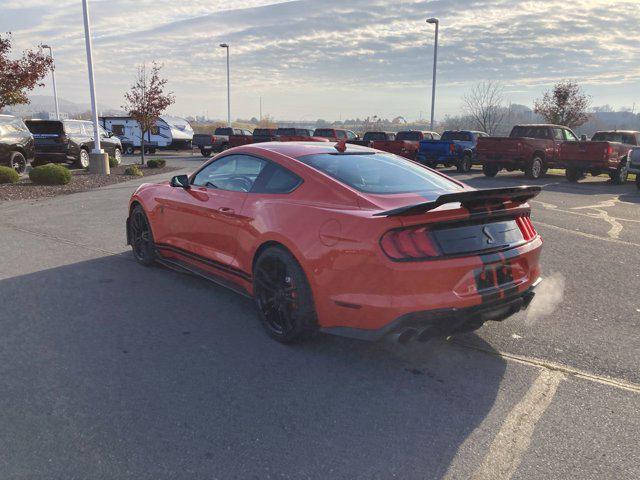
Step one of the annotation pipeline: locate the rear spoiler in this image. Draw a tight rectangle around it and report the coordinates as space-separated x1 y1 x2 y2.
373 186 542 217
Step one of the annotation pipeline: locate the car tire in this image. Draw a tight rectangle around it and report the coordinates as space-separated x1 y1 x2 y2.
457 153 472 173
482 164 500 177
76 149 90 168
253 246 318 343
566 166 585 182
125 145 134 155
609 160 629 185
220 143 229 151
201 149 212 158
129 205 156 266
9 151 27 175
525 156 544 179
636 174 640 190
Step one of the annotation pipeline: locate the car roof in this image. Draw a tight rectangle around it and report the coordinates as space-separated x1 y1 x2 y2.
245 141 375 158
593 130 639 134
513 124 568 128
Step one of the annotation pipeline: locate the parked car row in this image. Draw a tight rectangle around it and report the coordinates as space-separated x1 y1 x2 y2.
475 124 639 184
192 127 356 157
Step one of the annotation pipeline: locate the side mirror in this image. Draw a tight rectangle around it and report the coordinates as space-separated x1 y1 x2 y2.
170 174 190 189
580 134 587 141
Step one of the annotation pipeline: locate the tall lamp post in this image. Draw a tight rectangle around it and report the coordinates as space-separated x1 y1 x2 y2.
81 0 109 174
426 17 439 132
41 45 59 120
220 43 231 127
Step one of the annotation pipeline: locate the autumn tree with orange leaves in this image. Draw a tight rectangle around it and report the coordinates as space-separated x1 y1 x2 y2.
123 63 175 164
0 33 53 111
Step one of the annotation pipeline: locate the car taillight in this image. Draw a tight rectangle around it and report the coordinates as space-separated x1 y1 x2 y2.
211 135 217 142
516 215 537 241
380 226 442 260
449 143 455 153
58 134 68 143
517 142 523 152
604 145 613 158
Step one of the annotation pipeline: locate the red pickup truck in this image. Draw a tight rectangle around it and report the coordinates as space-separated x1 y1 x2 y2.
477 124 578 179
560 130 639 183
372 130 439 160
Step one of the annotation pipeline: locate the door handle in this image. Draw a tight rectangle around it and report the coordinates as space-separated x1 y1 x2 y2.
218 207 235 215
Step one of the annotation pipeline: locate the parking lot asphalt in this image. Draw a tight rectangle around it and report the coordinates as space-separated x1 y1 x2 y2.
1 153 639 479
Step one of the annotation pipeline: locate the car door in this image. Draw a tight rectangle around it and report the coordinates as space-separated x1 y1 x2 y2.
162 154 267 269
551 128 565 163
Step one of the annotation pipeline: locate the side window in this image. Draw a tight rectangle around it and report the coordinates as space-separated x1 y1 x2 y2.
252 163 302 194
564 129 578 141
149 125 160 135
192 154 266 192
111 125 124 136
552 128 564 141
64 122 83 135
346 130 357 140
337 130 347 139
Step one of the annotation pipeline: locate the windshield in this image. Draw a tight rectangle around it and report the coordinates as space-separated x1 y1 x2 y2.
276 128 297 136
297 152 461 194
510 126 550 139
363 132 388 141
396 131 422 141
591 132 636 144
441 131 472 142
314 129 335 138
214 127 233 136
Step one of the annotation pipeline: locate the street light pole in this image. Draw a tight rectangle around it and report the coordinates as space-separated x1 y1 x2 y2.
426 17 439 132
42 45 59 120
81 0 109 174
220 43 231 127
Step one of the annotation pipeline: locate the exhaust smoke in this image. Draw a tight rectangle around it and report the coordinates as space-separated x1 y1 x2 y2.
525 272 565 325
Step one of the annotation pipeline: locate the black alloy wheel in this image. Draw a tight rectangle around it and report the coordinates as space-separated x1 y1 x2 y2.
10 151 27 175
253 247 317 343
129 205 156 265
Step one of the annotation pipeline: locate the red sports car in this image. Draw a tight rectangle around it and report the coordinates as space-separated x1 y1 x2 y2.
127 142 543 343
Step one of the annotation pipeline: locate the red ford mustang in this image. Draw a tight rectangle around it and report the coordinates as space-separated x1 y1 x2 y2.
127 142 543 343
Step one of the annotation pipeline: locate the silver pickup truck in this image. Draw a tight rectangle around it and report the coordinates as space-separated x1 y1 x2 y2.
628 147 640 189
192 127 251 157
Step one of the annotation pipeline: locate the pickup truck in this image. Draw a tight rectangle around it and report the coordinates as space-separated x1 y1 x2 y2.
628 147 640 189
348 131 395 147
416 130 488 172
313 128 359 142
251 128 279 143
276 128 329 142
372 130 439 160
477 124 578 179
192 127 252 157
560 130 640 184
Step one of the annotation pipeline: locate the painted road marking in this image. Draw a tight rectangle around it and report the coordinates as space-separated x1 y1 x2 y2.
535 221 640 248
470 368 565 480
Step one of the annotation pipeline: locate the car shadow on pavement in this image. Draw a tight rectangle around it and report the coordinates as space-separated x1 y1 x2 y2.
0 253 508 479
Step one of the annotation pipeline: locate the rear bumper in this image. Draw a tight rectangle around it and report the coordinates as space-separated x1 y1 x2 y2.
478 154 525 165
322 277 541 342
563 159 616 171
416 152 460 164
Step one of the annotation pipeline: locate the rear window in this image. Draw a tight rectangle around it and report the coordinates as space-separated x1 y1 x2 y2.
297 129 313 137
297 152 461 194
276 128 297 136
214 127 233 136
253 129 274 136
510 126 551 139
25 121 63 135
441 131 472 142
396 131 422 141
591 132 637 144
363 132 388 142
314 129 335 138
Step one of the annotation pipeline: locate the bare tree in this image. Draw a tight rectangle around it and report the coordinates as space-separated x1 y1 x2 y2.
0 33 53 111
462 81 506 135
533 80 591 128
122 62 175 165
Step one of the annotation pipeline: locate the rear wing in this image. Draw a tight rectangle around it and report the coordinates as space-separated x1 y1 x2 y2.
373 186 541 217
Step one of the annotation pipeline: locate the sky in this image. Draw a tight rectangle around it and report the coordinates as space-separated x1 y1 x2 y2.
2 0 640 121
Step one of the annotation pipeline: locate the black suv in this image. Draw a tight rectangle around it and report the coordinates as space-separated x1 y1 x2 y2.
0 114 35 174
25 119 122 168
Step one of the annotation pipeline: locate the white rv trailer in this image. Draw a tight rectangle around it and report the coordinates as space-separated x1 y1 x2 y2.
100 115 193 153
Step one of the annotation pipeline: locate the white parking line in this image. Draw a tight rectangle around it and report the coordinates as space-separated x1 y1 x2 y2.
535 221 640 248
470 368 565 480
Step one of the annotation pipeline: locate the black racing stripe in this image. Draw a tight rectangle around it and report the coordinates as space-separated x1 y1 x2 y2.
155 243 251 282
